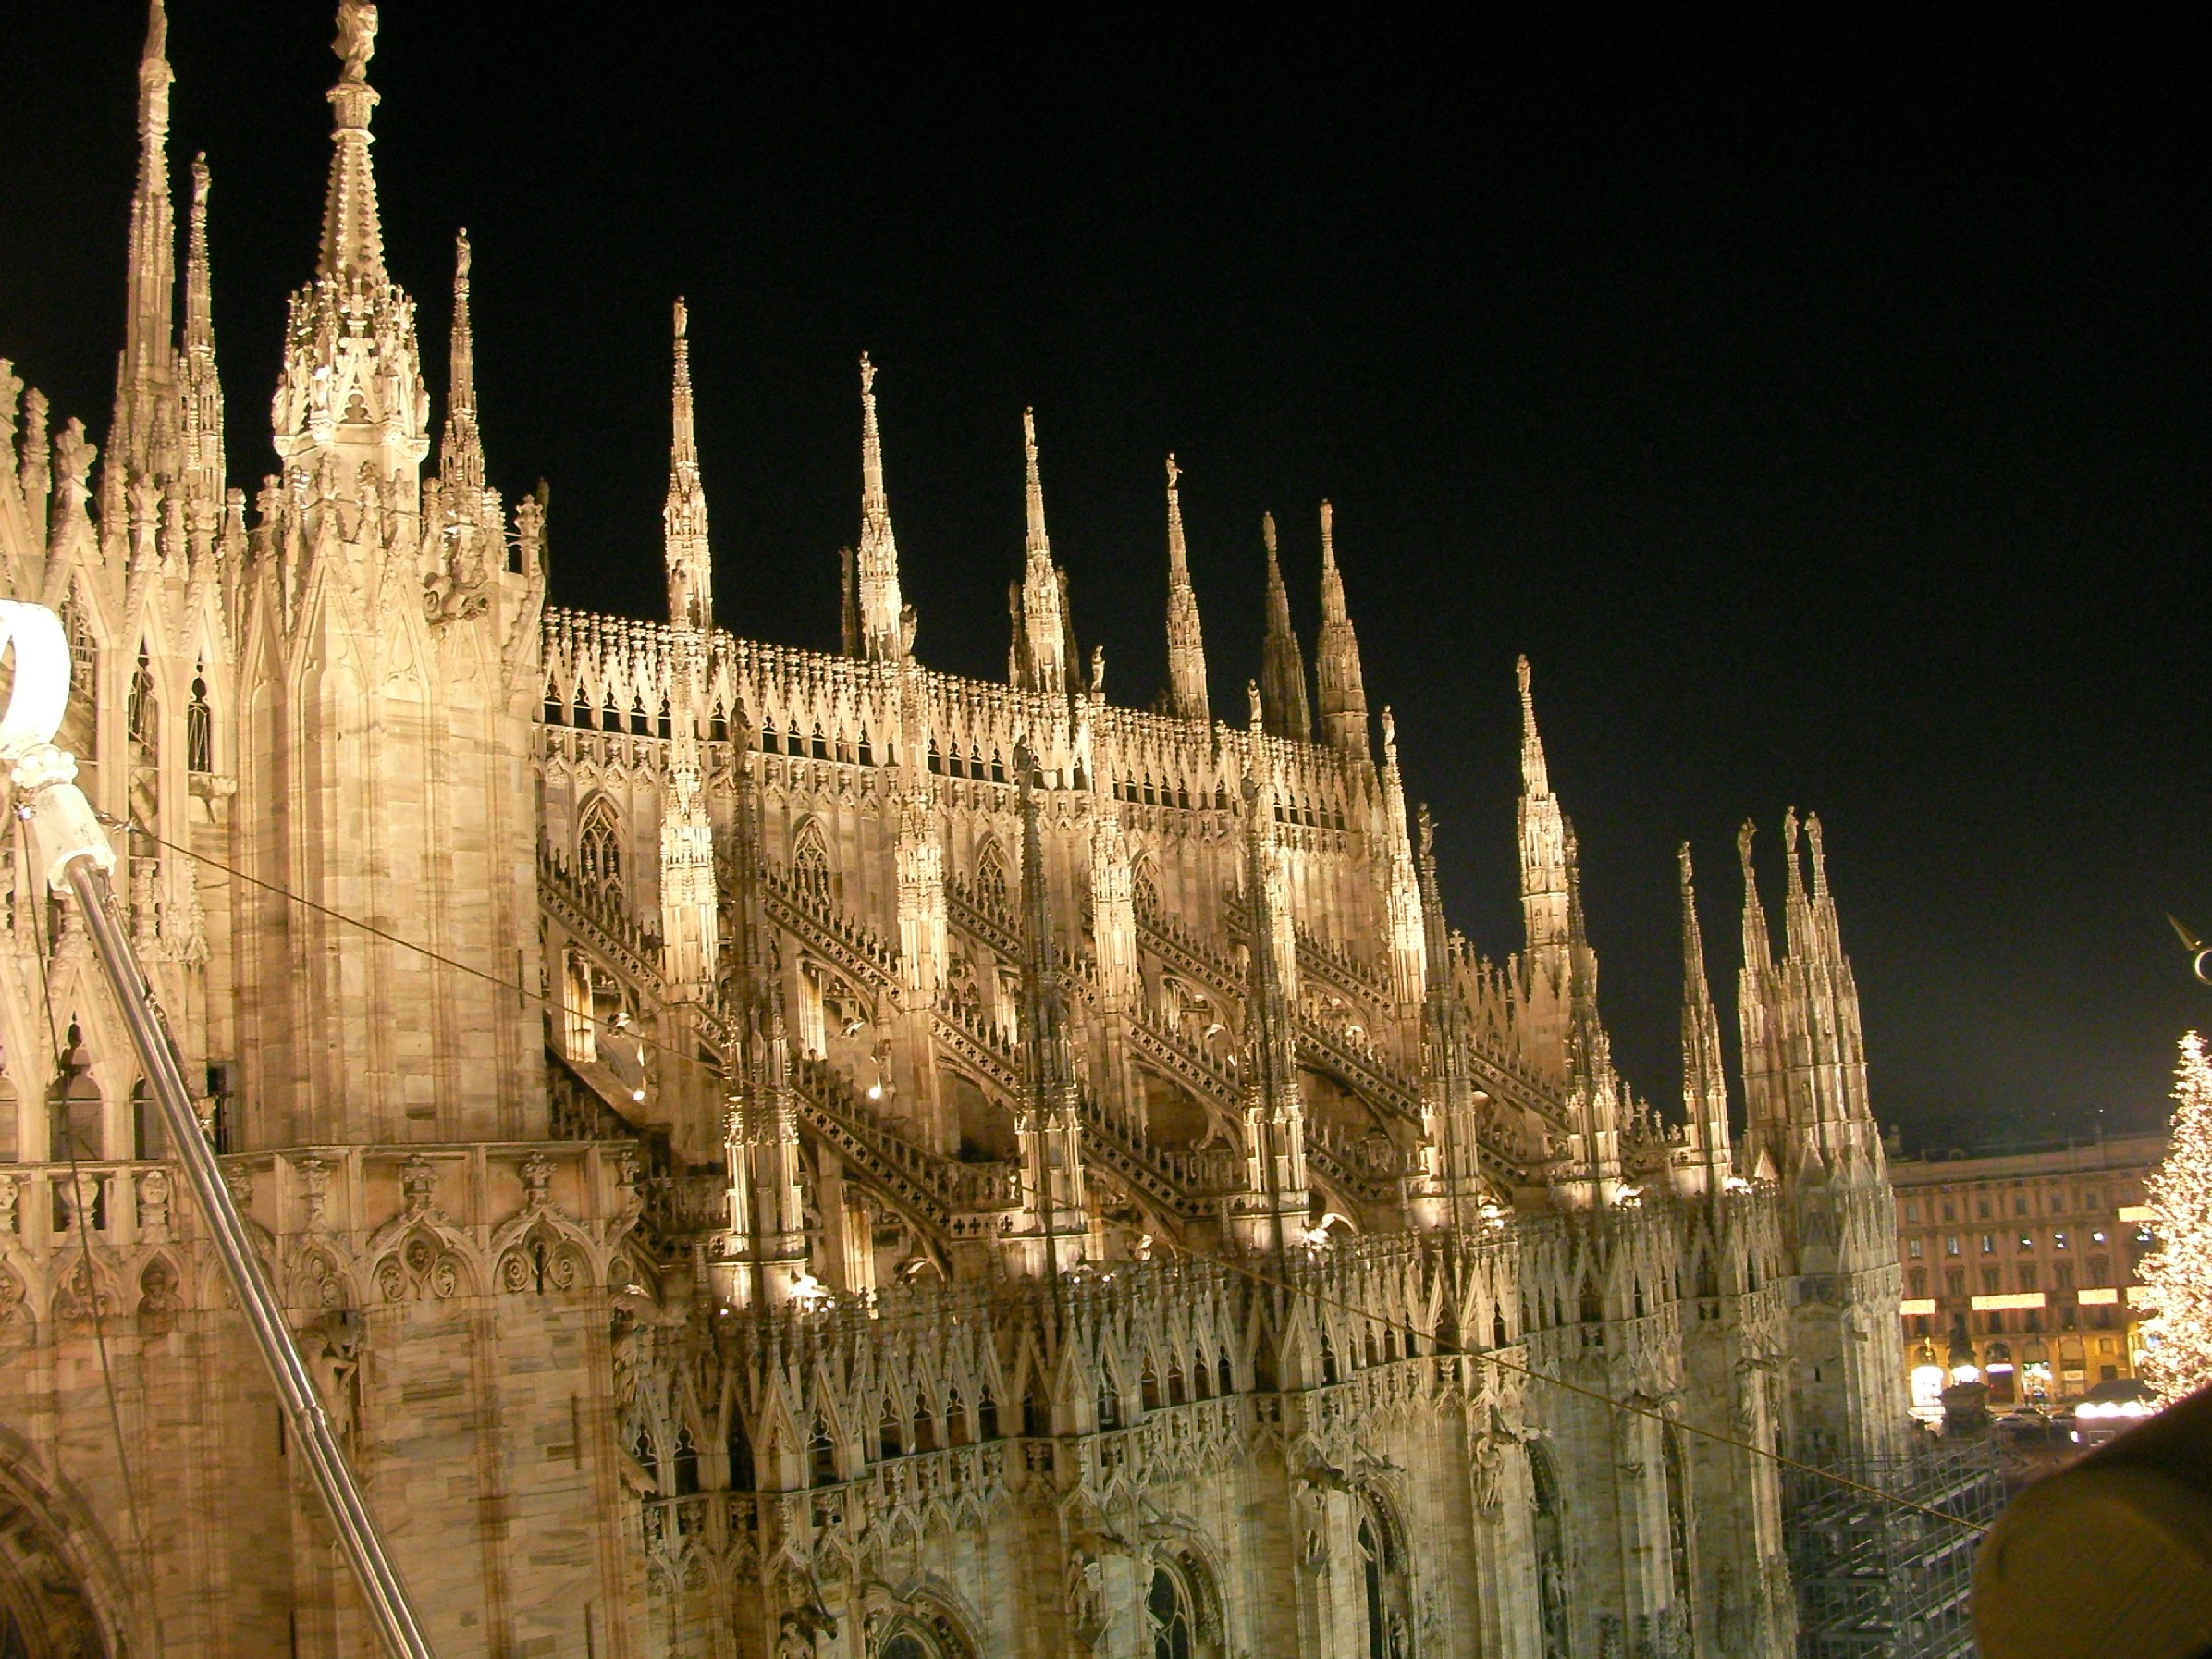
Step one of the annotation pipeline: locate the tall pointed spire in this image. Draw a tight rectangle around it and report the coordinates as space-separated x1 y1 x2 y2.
319 0 386 286
1259 513 1312 742
1313 500 1370 755
1011 409 1067 694
1162 454 1210 723
176 153 225 508
1781 806 1813 962
1677 842 1733 1193
439 230 485 497
854 354 911 661
1516 657 1573 1074
272 0 429 504
115 0 178 480
664 299 712 633
1735 819 1780 1177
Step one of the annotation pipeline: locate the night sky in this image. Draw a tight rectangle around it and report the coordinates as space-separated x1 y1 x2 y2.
5 5 2206 1150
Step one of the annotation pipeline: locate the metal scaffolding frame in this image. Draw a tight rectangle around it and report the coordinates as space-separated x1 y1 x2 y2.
1786 1437 2001 1659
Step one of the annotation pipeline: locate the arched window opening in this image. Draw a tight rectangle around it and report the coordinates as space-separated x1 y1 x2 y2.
812 724 829 760
127 645 156 752
946 1390 970 1446
672 1423 700 1495
968 743 984 778
1149 1562 1196 1659
879 1398 903 1460
1096 1379 1121 1432
857 727 874 767
977 1391 1000 1440
1359 1516 1387 1659
947 743 965 779
1021 1388 1047 1438
792 821 831 900
187 668 214 771
989 749 1006 783
727 1407 755 1491
1176 782 1190 810
1320 1333 1340 1386
708 703 728 742
974 842 1009 914
808 1415 839 1487
911 1397 939 1453
1494 1306 1510 1348
787 718 804 755
572 684 590 726
657 699 672 741
1217 1351 1235 1398
630 696 649 736
928 738 942 774
1140 1360 1162 1413
835 730 852 765
132 1077 164 1160
52 1026 102 1162
1531 1444 1570 1659
601 692 621 732
1165 1361 1185 1406
1133 860 1160 915
630 1423 660 1497
544 681 565 726
1664 1425 1692 1631
762 717 780 753
578 804 623 904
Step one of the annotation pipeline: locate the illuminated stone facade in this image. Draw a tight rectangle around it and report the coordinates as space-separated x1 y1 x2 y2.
0 6 1908 1655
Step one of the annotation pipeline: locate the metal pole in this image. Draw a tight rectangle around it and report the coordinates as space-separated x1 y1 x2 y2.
65 855 441 1659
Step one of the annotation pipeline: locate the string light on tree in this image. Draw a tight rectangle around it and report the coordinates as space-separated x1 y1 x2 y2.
2141 1032 2212 1402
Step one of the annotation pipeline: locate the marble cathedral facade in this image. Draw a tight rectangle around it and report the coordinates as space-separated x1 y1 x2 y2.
0 7 1909 1656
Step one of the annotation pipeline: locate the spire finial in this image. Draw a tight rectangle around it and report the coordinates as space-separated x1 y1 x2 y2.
1738 817 1773 970
1680 842 1710 1008
116 0 178 478
664 296 712 633
1262 510 1279 566
1258 512 1312 742
1013 409 1066 693
854 352 906 661
439 227 483 493
1517 655 1550 796
1805 811 1829 901
1162 452 1209 721
319 0 387 285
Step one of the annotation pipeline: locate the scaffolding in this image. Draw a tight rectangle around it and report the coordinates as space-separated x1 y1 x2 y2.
1787 1435 2002 1659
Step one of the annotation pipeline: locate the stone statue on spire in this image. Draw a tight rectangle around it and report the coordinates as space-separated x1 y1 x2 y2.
337 0 378 82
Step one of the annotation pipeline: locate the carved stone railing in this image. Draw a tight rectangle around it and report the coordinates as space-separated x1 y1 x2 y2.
756 865 902 997
931 999 1022 1097
541 849 664 991
943 874 1020 964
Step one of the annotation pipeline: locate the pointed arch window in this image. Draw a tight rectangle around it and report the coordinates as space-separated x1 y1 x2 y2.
127 645 157 751
545 680 566 726
672 1423 700 1495
187 667 214 772
928 738 943 774
808 1414 840 1487
726 1405 756 1492
1148 1561 1196 1659
989 749 1006 784
977 1390 1000 1441
879 1396 904 1460
968 743 985 778
792 820 831 900
708 703 728 743
578 803 623 904
857 727 874 767
787 717 804 755
573 684 591 726
630 695 650 736
1133 859 1160 916
601 692 621 732
948 743 965 779
974 842 1009 914
657 699 672 741
763 717 780 754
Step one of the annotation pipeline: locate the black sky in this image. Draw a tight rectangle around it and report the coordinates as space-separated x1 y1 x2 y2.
4 4 2206 1150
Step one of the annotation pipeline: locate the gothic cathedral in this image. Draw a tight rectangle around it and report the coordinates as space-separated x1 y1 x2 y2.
0 6 1909 1656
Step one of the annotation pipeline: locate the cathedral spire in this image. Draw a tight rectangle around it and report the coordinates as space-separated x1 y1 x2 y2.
1259 513 1312 742
1313 500 1370 755
1008 742 1088 1273
1737 818 1773 973
319 0 387 288
439 230 484 496
1011 409 1067 694
115 0 178 480
1515 657 1573 1073
664 299 712 632
1781 806 1813 962
1162 454 1210 723
1677 842 1733 1192
854 353 911 661
177 153 226 506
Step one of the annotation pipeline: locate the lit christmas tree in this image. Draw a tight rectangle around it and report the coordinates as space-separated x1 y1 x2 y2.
2142 1031 2212 1402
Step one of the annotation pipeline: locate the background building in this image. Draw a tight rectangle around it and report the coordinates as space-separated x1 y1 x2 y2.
1889 1134 2164 1412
